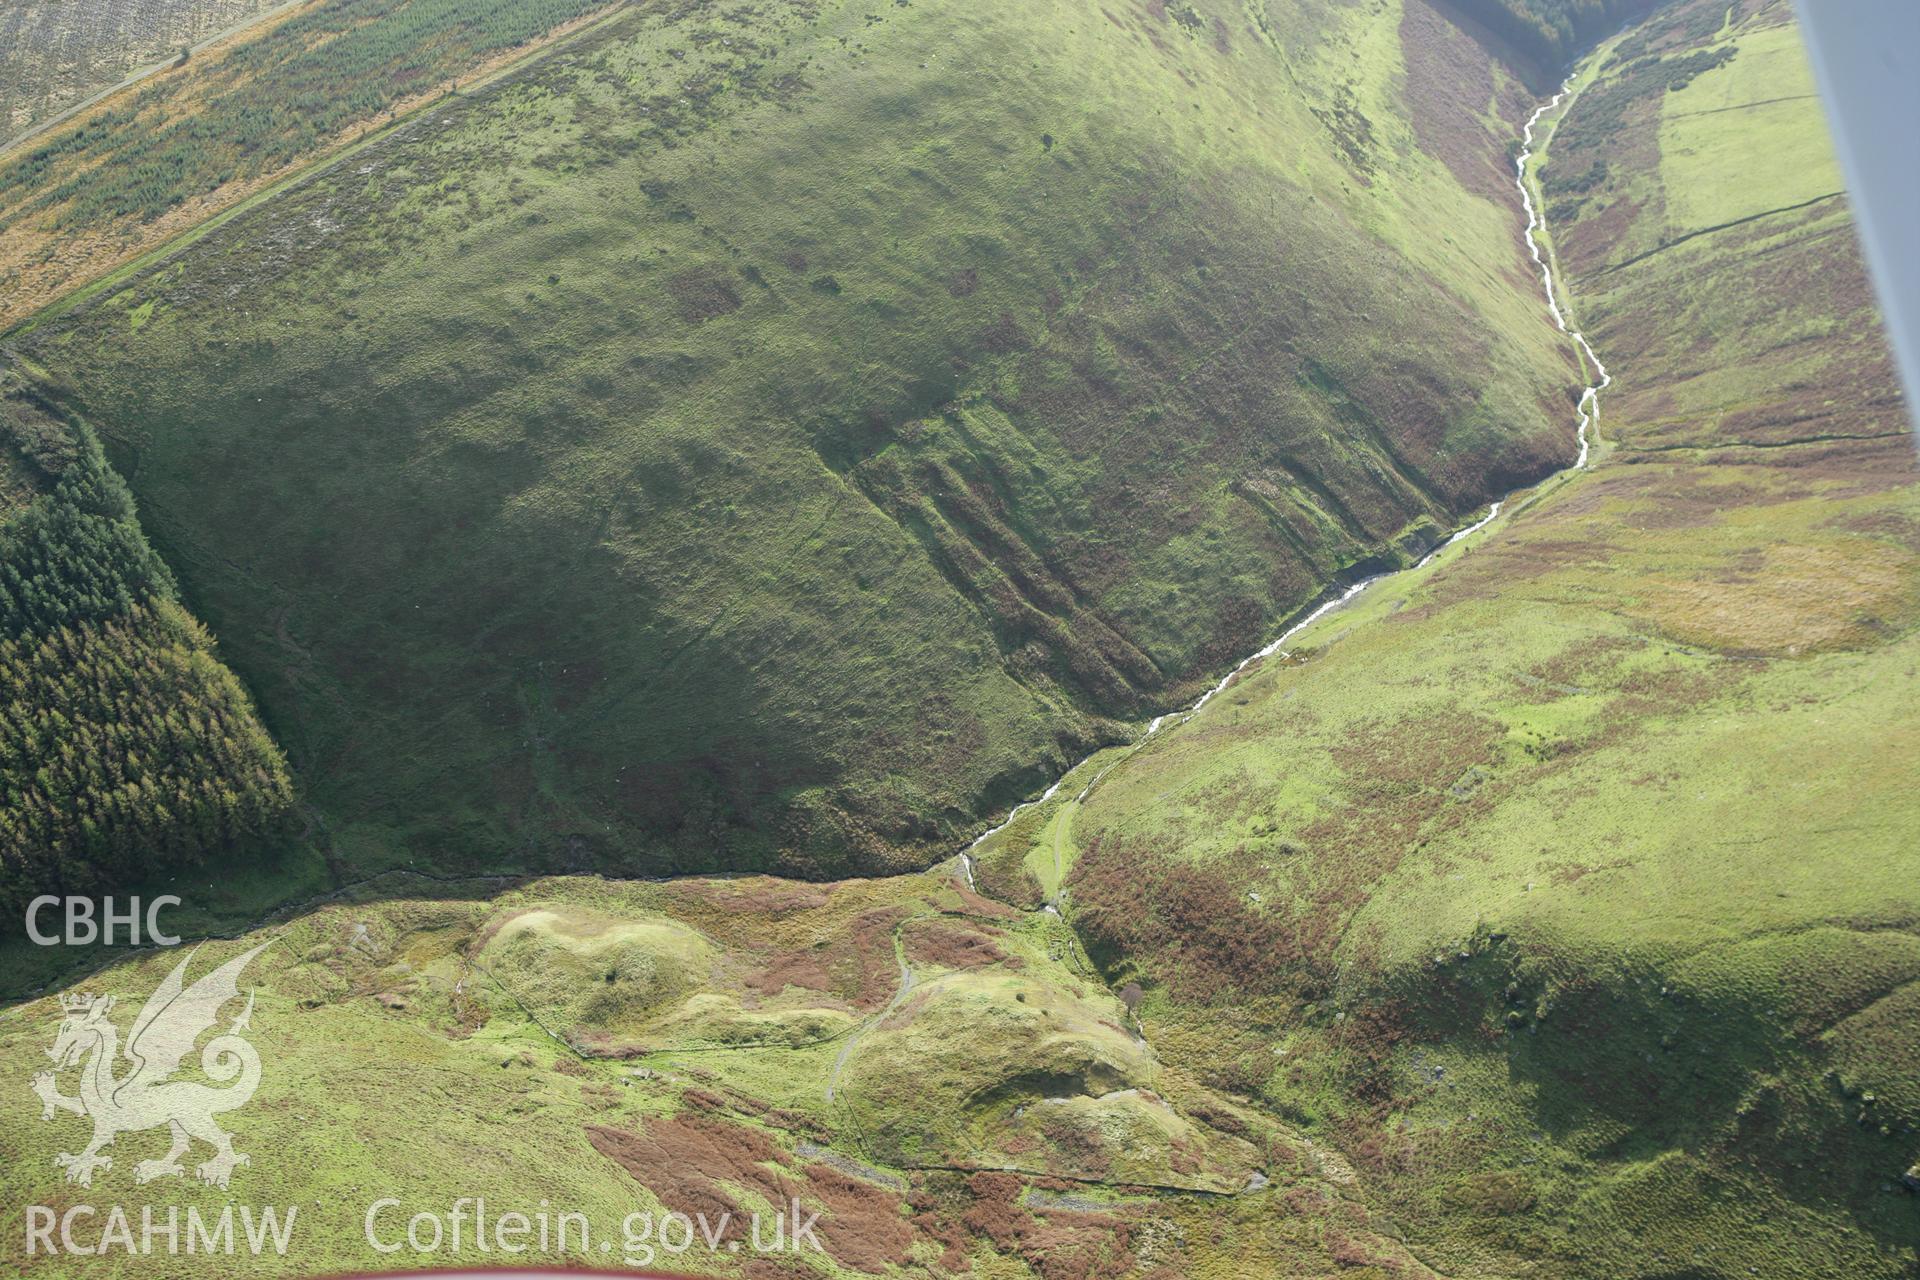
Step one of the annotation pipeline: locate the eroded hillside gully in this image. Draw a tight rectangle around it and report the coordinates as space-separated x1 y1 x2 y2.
959 75 1613 896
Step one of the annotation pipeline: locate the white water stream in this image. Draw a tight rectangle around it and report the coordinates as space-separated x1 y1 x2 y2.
1518 80 1615 465
957 78 1610 896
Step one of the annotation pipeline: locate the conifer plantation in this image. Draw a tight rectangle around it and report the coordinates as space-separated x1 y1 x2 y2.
0 384 291 914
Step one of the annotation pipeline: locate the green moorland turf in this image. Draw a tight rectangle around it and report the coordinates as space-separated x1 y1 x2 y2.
1049 2 1920 1276
8 0 1585 895
0 869 1462 1277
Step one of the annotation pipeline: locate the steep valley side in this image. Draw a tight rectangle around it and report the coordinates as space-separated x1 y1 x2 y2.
12 0 1585 895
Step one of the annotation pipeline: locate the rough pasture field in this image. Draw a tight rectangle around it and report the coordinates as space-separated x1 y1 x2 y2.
11 0 1585 895
1538 0 1893 453
0 0 283 143
1054 2 1920 1276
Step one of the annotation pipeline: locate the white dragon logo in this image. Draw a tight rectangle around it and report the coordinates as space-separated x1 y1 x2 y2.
32 941 271 1190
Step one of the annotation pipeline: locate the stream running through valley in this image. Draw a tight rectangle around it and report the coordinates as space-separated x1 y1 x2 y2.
958 76 1613 897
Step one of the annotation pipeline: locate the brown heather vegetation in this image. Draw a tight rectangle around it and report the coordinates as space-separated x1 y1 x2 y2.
588 1111 922 1274
1037 5 1919 1275
588 1114 790 1233
1072 832 1320 1004
946 1171 1136 1280
903 919 1014 971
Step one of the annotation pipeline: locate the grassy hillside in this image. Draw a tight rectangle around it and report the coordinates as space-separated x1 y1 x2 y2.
1036 2 1920 1276
12 0 1583 886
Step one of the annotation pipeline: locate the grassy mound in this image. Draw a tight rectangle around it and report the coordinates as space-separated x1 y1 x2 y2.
476 907 715 1046
10 1 1909 1275
834 962 1260 1190
12 0 1582 884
